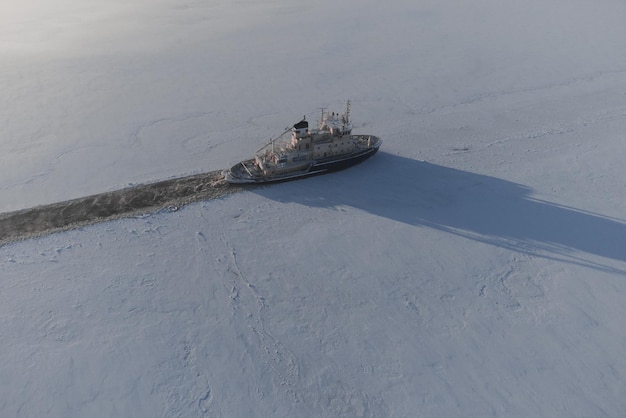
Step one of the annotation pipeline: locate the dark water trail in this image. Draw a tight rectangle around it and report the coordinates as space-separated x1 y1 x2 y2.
0 170 247 246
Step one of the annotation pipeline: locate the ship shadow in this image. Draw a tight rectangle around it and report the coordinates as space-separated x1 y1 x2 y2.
253 152 626 274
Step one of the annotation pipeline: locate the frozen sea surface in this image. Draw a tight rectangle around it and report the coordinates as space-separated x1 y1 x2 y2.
2 0 626 416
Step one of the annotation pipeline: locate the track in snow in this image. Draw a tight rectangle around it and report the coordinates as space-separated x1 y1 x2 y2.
0 170 249 246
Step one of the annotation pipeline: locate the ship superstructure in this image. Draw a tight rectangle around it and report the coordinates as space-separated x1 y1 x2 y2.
225 101 381 183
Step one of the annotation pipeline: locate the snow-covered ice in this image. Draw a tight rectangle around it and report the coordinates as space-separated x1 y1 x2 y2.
2 0 626 416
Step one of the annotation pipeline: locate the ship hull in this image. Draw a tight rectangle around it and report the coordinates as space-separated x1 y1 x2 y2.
225 137 381 184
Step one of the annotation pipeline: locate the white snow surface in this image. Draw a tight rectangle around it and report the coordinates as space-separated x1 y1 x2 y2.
3 0 626 416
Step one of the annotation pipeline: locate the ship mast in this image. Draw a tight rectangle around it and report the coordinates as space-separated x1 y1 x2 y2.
318 107 327 129
342 100 351 125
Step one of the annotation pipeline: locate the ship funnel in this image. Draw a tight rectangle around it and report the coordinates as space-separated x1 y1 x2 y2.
293 119 309 138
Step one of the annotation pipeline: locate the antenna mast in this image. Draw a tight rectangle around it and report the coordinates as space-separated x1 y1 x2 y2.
342 100 351 125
